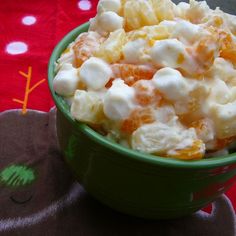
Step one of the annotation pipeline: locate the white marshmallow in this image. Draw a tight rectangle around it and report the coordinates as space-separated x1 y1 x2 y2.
150 39 187 68
171 20 202 44
98 11 124 33
53 63 79 97
158 20 177 32
208 79 231 105
97 0 121 14
79 57 112 90
211 101 236 138
103 79 136 121
152 67 189 100
211 58 236 82
177 2 190 11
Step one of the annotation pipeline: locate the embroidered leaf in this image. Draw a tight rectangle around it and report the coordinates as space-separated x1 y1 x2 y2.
0 165 36 187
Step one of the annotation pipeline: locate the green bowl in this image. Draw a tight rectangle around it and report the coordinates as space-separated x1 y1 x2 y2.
48 22 236 219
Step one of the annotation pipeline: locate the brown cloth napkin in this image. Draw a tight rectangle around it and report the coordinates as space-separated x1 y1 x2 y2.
0 109 235 236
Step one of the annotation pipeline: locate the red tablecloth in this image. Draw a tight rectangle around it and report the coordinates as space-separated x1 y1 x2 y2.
1 0 236 219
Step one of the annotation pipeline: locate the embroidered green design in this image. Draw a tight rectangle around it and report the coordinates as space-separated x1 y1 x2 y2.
0 165 35 187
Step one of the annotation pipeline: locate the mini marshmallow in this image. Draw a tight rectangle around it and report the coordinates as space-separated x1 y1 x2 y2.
152 67 189 100
98 11 124 33
150 39 187 68
97 0 121 14
211 101 236 138
103 79 136 121
79 57 112 90
53 63 79 96
171 20 203 44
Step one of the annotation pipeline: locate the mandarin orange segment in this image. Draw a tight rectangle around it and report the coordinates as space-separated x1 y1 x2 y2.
121 108 155 134
133 81 162 106
195 37 217 70
105 78 115 89
220 48 236 64
215 137 235 150
73 33 103 67
218 31 236 63
168 140 205 160
111 64 156 86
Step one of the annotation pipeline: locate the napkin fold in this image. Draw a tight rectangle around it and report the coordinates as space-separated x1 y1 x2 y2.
0 109 235 236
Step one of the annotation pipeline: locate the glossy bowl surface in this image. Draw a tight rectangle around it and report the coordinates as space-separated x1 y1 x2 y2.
48 22 236 219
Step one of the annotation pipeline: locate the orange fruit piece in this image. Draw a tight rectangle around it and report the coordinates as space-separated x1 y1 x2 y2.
219 32 236 63
168 140 205 160
195 36 217 71
133 80 162 106
121 108 155 134
111 64 156 86
215 137 235 150
73 33 103 67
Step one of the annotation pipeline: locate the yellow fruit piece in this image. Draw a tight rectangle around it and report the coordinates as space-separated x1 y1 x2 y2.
127 25 169 44
151 0 175 21
95 29 127 63
71 90 105 125
124 1 141 30
167 140 205 160
139 0 159 26
124 0 158 31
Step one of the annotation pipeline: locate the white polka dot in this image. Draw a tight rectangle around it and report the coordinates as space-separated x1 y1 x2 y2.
6 42 28 55
22 16 37 25
78 0 92 10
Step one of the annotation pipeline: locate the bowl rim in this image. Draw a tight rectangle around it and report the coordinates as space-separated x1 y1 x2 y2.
48 22 236 170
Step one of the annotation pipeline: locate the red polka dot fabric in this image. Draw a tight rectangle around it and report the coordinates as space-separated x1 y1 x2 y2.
0 0 236 214
0 0 97 112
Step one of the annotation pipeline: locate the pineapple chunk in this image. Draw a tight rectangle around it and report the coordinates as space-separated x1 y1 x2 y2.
151 0 175 21
124 0 158 31
71 90 105 124
95 29 127 63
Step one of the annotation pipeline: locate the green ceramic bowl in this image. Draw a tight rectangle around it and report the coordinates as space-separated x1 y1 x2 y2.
48 22 236 219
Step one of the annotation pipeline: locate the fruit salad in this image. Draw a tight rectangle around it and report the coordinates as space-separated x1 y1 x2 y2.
53 0 236 160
